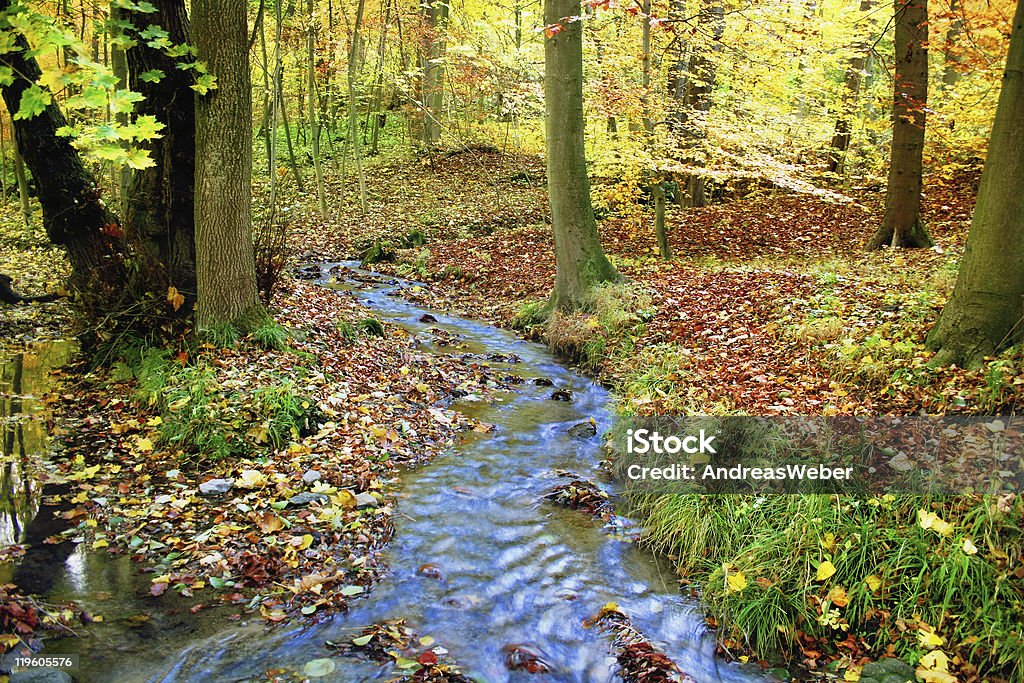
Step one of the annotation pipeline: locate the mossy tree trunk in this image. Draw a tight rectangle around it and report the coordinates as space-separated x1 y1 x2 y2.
926 0 1024 368
193 0 266 332
867 0 933 249
124 0 197 310
544 0 620 310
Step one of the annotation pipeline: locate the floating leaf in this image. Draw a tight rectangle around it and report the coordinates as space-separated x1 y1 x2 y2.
302 658 336 677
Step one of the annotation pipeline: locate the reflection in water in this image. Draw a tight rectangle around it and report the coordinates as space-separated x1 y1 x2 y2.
0 342 74 549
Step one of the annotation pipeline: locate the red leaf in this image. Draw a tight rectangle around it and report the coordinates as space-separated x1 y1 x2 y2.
417 651 439 666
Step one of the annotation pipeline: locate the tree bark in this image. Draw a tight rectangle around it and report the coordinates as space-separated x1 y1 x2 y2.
544 0 620 310
193 0 266 331
926 0 1024 368
123 0 197 306
867 0 933 249
307 0 328 218
420 0 447 149
677 0 723 208
942 0 964 88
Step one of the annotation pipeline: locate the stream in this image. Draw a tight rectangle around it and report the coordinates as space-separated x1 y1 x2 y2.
4 266 770 683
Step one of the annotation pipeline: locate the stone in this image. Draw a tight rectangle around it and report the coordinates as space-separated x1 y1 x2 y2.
567 421 597 438
287 492 330 507
198 478 234 496
301 469 322 484
419 314 438 323
354 492 379 509
859 658 915 683
549 389 573 402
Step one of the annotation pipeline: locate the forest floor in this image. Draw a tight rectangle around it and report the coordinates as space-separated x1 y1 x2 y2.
3 146 1022 682
288 146 1019 417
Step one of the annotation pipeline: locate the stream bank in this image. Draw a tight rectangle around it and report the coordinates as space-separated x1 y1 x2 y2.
3 266 770 683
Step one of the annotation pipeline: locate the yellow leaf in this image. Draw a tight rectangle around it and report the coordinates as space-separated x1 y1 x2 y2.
299 534 314 550
0 633 20 648
865 574 882 591
331 490 357 509
151 574 171 584
726 570 748 593
92 538 109 549
827 585 849 607
821 532 837 552
166 286 185 312
917 650 956 682
238 469 267 488
136 437 154 453
816 560 837 582
147 416 163 426
918 629 945 649
962 538 978 555
918 509 954 537
844 664 862 681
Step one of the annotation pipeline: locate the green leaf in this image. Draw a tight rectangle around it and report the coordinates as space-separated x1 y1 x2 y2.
351 634 373 646
15 85 51 120
340 585 364 596
125 148 156 170
191 73 217 95
139 69 165 83
0 66 13 86
139 25 169 40
129 115 165 141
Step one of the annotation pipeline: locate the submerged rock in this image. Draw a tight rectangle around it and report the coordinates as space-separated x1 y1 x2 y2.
549 389 573 402
567 420 597 438
502 644 552 674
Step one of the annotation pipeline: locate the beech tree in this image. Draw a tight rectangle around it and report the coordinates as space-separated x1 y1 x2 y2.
192 0 266 332
926 0 1024 367
544 0 620 309
867 0 933 249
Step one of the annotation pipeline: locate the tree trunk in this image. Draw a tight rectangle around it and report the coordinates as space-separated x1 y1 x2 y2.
12 147 31 227
193 0 266 332
307 0 328 218
867 0 933 249
0 0 121 295
544 0 620 310
123 0 197 307
654 183 671 260
678 0 723 208
942 0 964 88
826 0 873 175
421 0 447 149
926 0 1024 368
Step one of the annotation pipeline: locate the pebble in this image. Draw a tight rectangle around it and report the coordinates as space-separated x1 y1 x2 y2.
198 478 234 496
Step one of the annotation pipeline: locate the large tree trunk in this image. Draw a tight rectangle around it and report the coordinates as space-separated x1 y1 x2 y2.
867 0 933 249
926 0 1024 368
826 0 873 175
420 0 447 149
544 0 620 310
942 0 965 88
123 0 197 308
677 0 723 208
193 0 266 332
0 0 121 295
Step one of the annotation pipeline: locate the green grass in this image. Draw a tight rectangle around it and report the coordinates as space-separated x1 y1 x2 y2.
622 490 1024 681
545 282 653 371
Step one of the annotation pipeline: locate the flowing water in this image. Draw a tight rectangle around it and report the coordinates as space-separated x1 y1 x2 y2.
4 268 770 683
